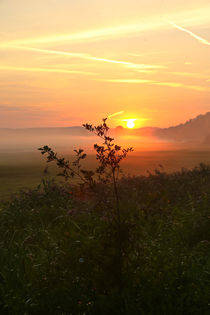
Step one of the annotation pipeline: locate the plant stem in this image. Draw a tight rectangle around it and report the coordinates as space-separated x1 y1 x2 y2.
112 169 125 313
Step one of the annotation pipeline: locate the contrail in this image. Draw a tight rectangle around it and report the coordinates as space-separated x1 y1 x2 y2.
108 111 124 118
170 22 210 46
8 45 165 70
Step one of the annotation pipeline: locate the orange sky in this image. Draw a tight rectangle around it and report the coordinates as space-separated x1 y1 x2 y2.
0 0 210 128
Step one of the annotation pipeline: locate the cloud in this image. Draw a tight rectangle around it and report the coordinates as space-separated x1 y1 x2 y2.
102 79 152 84
169 72 210 79
0 20 165 48
7 45 165 71
0 105 27 111
152 81 208 91
101 78 210 92
170 22 210 46
0 6 210 48
55 116 80 122
0 65 94 76
0 105 60 115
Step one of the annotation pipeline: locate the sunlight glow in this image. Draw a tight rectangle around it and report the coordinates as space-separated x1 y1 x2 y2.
126 119 136 129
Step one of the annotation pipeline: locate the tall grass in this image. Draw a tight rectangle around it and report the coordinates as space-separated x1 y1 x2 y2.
0 165 209 314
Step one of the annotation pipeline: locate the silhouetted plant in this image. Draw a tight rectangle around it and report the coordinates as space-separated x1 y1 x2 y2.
83 118 133 310
39 118 133 311
38 146 94 186
39 118 132 187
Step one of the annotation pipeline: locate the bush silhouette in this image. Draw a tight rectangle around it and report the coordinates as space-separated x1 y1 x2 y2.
39 118 133 312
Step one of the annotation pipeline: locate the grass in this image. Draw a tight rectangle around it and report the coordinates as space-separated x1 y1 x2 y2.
0 163 209 314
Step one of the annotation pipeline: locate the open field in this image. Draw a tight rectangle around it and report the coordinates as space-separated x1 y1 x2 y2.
1 150 210 200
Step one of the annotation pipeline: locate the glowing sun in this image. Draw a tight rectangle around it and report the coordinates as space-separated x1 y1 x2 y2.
126 119 136 129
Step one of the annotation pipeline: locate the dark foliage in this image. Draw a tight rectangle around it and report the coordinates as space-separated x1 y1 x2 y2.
0 119 209 314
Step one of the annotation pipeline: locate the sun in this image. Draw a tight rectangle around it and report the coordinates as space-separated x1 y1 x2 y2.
126 119 135 129
121 118 137 128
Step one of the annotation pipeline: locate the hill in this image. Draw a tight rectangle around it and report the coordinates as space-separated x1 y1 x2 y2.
155 112 210 144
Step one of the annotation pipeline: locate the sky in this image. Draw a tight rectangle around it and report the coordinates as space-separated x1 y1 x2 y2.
0 0 210 128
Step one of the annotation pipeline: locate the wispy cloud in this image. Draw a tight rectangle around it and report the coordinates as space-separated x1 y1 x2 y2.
152 81 207 91
8 45 165 71
0 6 210 49
0 21 164 48
102 79 152 84
170 22 210 46
0 105 45 112
101 78 210 92
0 65 94 76
169 72 210 79
0 105 24 111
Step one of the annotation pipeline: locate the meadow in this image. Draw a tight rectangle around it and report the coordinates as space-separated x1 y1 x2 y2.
0 162 209 314
1 149 210 199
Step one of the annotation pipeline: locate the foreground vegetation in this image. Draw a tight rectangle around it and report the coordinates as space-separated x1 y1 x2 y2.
0 163 209 314
0 120 209 314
